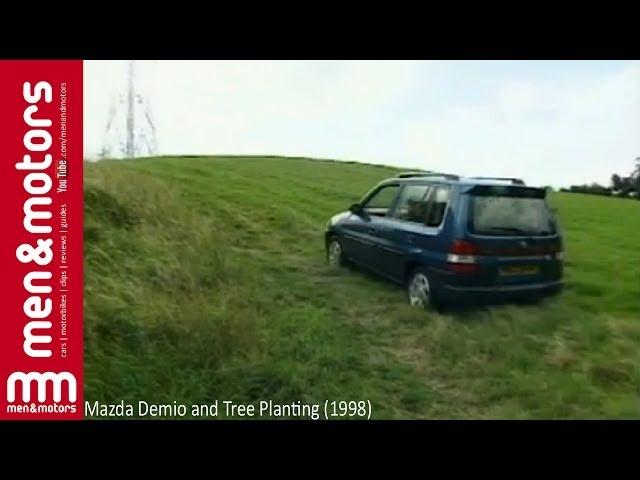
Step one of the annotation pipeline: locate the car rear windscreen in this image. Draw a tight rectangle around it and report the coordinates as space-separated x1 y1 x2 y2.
469 195 556 236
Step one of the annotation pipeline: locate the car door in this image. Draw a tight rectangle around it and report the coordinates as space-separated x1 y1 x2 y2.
368 183 432 281
398 184 452 276
339 183 401 267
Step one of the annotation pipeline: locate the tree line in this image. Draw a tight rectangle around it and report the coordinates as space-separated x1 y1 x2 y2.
560 157 640 199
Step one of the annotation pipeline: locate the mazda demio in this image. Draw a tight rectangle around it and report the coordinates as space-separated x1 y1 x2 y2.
325 172 563 309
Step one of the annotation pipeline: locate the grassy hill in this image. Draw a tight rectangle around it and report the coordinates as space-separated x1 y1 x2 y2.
84 156 640 418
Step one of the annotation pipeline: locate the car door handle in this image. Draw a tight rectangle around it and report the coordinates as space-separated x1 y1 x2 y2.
368 227 379 234
407 234 417 244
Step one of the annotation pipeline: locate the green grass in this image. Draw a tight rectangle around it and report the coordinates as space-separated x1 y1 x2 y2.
84 155 640 419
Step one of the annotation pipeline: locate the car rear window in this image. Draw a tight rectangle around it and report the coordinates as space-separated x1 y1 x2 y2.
469 195 556 236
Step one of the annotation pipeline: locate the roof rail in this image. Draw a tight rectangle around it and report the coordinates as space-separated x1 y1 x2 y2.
396 171 460 180
468 176 525 185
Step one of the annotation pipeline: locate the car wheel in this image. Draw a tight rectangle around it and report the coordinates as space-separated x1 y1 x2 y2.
407 267 439 310
327 237 345 267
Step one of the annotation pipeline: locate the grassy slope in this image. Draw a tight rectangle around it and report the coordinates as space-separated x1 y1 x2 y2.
84 156 640 419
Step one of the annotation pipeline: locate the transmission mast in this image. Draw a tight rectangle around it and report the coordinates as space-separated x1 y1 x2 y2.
126 60 135 158
100 60 157 159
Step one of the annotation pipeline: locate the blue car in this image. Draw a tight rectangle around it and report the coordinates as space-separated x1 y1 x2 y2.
325 172 564 309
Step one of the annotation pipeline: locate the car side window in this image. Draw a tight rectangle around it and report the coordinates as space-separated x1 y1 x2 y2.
424 186 450 227
362 185 400 217
392 185 430 223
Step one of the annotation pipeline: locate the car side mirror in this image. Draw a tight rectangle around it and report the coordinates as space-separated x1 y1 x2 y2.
349 203 362 215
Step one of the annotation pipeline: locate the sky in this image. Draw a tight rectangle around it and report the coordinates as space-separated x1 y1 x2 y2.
84 60 640 188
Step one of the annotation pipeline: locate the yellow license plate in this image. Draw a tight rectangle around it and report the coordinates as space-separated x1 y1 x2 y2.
499 265 539 276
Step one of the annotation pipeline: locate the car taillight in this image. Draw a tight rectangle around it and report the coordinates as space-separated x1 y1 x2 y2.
447 239 479 274
555 251 564 261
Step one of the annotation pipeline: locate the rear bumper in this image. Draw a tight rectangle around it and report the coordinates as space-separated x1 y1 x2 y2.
439 280 563 303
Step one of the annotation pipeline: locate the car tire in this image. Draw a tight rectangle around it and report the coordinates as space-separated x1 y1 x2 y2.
407 267 440 311
326 236 346 267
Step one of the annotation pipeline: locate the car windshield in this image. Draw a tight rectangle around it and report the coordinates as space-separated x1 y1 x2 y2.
470 195 556 236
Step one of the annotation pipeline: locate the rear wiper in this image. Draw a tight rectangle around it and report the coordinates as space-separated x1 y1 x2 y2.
488 227 555 236
487 227 529 235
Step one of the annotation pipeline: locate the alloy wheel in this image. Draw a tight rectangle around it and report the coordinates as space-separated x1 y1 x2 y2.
327 239 342 267
408 272 430 308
